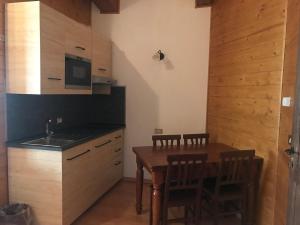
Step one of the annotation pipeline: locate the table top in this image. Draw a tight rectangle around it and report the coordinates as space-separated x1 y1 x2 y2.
133 143 263 172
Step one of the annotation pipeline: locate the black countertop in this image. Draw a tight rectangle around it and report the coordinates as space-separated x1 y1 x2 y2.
6 124 125 151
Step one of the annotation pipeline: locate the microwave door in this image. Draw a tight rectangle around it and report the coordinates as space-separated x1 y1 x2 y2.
65 55 91 90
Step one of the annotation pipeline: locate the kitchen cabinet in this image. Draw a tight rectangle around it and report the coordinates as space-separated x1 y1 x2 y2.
6 1 91 95
65 17 92 59
8 129 124 225
92 33 112 77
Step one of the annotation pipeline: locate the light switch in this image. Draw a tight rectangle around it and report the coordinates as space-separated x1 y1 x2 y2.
282 97 292 107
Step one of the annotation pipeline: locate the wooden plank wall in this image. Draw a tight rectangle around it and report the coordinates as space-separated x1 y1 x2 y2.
0 0 7 206
275 0 300 224
207 0 287 225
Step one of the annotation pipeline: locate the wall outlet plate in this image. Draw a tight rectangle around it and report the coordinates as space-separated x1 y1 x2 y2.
154 128 163 134
282 97 292 107
57 117 63 124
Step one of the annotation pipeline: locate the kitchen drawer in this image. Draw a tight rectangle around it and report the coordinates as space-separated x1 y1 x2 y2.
99 155 123 194
109 130 123 145
106 155 123 188
91 135 113 151
111 143 123 159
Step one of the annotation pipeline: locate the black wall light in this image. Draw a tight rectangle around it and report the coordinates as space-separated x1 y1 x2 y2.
157 50 165 61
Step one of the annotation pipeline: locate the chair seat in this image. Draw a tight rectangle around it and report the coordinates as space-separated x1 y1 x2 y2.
167 189 197 207
204 178 244 201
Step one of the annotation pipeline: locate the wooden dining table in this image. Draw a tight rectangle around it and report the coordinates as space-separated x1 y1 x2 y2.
133 143 264 225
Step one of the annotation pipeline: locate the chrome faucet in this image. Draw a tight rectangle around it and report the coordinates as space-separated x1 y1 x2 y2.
46 119 54 138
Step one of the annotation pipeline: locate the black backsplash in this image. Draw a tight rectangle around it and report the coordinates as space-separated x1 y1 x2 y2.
6 87 126 141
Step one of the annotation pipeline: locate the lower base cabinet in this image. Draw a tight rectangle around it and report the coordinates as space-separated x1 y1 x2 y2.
8 129 124 225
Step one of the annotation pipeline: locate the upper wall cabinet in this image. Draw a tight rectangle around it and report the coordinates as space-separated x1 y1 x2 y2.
65 17 92 59
6 1 91 95
92 33 112 77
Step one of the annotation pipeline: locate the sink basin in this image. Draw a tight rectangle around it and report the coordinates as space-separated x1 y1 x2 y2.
22 137 75 147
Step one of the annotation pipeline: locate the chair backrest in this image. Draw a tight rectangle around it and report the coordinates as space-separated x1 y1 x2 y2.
216 150 255 192
165 154 208 192
183 133 209 146
152 135 181 148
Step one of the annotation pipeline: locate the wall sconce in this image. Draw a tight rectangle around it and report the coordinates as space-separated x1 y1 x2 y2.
153 50 165 61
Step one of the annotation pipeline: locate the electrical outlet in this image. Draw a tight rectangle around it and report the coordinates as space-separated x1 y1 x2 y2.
282 97 292 107
57 117 63 124
154 128 163 134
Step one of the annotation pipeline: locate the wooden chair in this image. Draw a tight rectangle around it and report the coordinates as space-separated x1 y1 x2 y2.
183 133 209 147
162 153 208 225
203 150 255 225
152 135 181 148
149 134 181 225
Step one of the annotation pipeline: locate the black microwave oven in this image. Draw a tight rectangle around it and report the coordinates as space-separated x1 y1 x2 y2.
65 54 91 90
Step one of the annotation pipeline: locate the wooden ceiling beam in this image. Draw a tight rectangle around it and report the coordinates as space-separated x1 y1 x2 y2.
92 0 120 14
195 0 213 8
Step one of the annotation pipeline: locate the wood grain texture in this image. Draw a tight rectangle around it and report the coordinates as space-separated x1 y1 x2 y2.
6 0 91 25
6 1 92 95
207 1 287 225
275 0 300 224
92 33 112 77
0 0 7 206
8 148 63 225
73 181 241 225
92 0 120 14
8 130 123 225
195 0 213 8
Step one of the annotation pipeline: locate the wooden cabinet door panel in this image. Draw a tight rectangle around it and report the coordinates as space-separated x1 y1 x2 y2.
65 18 92 59
40 37 65 94
92 35 112 77
62 144 93 225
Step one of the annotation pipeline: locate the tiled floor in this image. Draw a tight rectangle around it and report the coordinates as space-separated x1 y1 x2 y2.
73 181 240 225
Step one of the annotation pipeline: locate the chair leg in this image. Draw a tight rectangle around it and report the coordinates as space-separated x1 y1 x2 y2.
213 200 219 225
241 199 247 225
184 206 189 225
162 205 168 225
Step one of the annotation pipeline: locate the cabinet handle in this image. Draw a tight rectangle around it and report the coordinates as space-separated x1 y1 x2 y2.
67 150 90 161
95 140 112 148
114 161 122 166
115 148 122 153
75 46 86 51
115 135 122 139
98 68 107 72
48 77 62 81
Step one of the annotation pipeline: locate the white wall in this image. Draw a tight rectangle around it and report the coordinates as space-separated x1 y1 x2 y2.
92 0 211 178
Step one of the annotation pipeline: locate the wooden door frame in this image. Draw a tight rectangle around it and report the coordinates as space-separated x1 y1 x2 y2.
286 22 300 225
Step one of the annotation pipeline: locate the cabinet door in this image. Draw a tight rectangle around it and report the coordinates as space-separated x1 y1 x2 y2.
89 136 113 200
62 144 93 225
65 18 92 59
40 3 65 94
92 34 112 77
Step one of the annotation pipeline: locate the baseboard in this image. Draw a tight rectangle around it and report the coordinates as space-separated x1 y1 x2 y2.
123 177 152 184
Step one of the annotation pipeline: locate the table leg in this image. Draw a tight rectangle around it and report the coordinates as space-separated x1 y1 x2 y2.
152 171 164 225
136 158 144 214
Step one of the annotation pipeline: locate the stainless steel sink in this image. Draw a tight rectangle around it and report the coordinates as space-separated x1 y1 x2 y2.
22 137 75 147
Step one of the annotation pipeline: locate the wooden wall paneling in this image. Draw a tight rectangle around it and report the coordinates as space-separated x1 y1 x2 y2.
274 0 300 224
207 0 287 225
92 0 120 14
195 0 213 8
0 0 7 206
